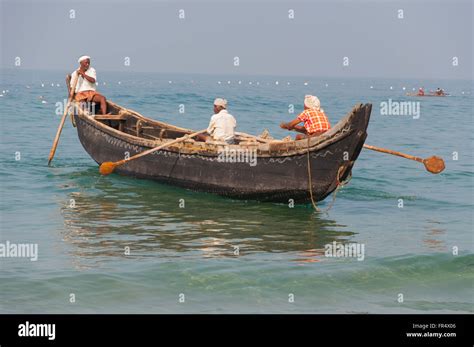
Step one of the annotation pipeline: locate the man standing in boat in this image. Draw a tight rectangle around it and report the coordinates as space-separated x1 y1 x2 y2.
70 55 107 115
197 98 237 144
280 95 331 140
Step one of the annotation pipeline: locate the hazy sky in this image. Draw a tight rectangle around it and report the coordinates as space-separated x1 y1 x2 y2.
1 0 472 79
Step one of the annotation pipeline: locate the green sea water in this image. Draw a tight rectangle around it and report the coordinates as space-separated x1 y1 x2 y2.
0 69 472 313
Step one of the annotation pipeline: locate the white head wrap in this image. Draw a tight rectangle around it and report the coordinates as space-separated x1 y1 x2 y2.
304 95 322 111
214 98 227 108
78 55 90 63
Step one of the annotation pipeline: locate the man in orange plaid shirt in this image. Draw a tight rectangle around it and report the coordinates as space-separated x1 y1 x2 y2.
280 95 331 140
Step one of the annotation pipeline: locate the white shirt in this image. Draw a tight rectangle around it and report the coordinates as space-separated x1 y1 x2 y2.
207 109 236 141
70 67 97 93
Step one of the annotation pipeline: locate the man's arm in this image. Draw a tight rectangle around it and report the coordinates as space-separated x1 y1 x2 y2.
207 117 216 136
280 118 302 130
77 69 96 84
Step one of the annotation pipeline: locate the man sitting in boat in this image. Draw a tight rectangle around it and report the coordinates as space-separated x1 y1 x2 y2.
417 87 425 96
435 88 445 96
70 55 107 115
280 95 331 140
197 98 237 144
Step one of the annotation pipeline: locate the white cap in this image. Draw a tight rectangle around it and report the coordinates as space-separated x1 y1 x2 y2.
304 95 321 110
78 55 91 63
214 98 227 108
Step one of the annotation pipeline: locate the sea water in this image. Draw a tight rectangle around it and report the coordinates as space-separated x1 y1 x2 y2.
0 69 472 313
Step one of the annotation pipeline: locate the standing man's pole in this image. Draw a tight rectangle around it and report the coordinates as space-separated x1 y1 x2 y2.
47 73 79 165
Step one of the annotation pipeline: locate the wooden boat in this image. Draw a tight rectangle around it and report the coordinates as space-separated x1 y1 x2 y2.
406 93 449 97
71 96 371 203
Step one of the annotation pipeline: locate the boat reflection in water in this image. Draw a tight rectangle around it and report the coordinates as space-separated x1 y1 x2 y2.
60 170 357 267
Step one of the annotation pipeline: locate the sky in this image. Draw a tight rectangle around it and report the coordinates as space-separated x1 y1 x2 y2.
1 0 472 79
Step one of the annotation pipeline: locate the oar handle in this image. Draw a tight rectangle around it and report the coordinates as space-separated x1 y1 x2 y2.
116 129 208 166
363 144 423 163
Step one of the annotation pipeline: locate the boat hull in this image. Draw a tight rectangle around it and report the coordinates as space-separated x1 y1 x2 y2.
74 103 371 203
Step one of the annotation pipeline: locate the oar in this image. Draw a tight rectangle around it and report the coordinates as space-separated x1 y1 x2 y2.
363 144 445 174
47 72 80 165
99 129 208 175
235 131 283 143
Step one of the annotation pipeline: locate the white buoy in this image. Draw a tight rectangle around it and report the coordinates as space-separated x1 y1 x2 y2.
275 81 279 85
41 83 44 87
51 83 54 87
42 100 47 104
249 82 252 85
256 82 259 85
217 81 221 84
168 81 172 84
390 86 393 90
118 81 121 85
238 81 242 84
325 83 328 87
402 87 406 90
304 82 309 86
370 86 373 89
287 82 290 85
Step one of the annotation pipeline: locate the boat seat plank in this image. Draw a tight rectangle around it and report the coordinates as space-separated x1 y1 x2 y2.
131 125 155 130
94 114 129 121
123 127 163 141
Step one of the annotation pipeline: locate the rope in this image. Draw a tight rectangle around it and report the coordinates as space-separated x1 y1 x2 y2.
306 137 321 212
306 137 352 213
323 166 350 212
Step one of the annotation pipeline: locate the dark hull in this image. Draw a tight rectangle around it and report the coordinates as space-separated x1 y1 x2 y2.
74 103 371 203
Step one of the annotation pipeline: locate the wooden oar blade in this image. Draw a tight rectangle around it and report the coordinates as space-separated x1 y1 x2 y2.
99 162 116 175
423 156 445 174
